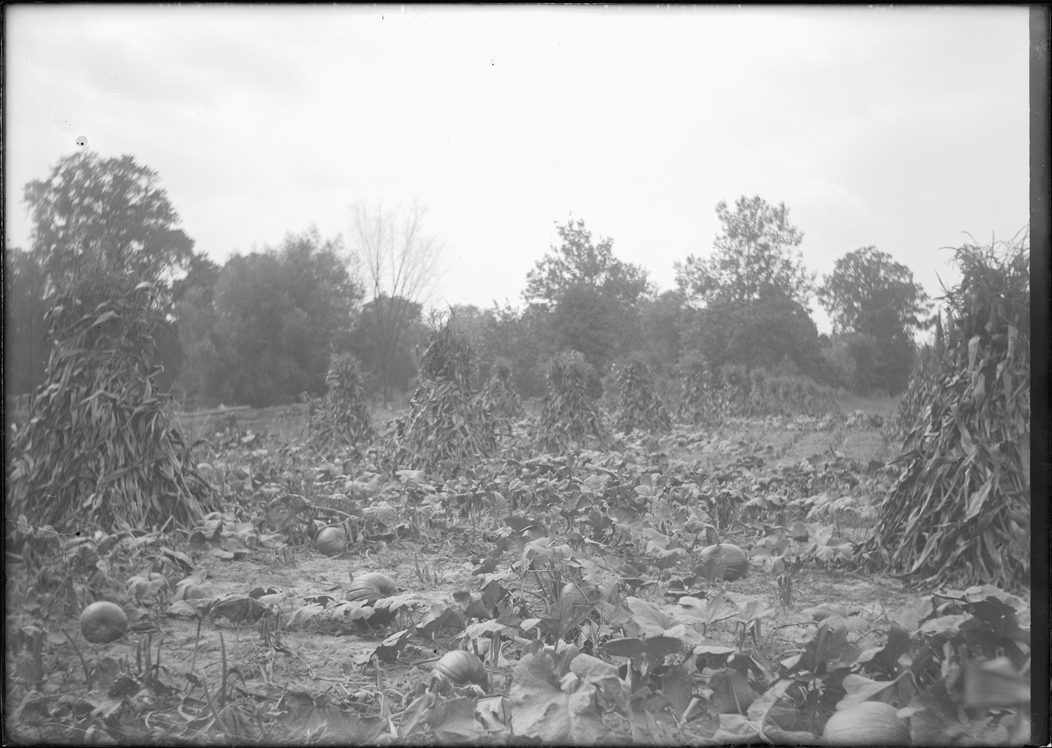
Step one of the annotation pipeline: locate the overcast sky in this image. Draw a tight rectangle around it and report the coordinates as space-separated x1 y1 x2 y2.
5 5 1030 332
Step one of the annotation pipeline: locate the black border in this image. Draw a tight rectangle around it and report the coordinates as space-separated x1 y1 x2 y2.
1028 5 1050 745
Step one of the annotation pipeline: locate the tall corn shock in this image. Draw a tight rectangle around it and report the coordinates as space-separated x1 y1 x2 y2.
393 319 498 474
537 350 610 452
308 353 375 456
677 355 717 426
479 359 525 438
863 235 1030 590
613 357 671 434
7 281 216 532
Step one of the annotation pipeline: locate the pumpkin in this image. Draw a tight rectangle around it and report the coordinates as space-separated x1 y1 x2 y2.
433 650 489 688
315 526 348 557
346 572 398 603
80 601 129 644
822 701 910 745
697 543 749 581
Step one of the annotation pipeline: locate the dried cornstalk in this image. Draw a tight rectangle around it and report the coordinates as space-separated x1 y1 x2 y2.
393 317 498 474
864 234 1030 589
613 356 671 433
308 353 375 455
8 281 216 532
537 350 610 452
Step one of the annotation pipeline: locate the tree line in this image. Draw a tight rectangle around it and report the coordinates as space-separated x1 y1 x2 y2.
6 152 932 409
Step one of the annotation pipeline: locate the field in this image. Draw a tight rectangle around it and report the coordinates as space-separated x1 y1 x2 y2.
5 395 1031 744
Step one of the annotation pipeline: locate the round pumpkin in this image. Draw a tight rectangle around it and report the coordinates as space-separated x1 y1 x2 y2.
822 701 910 746
346 572 398 603
433 650 489 688
315 526 348 557
80 601 129 644
698 543 749 581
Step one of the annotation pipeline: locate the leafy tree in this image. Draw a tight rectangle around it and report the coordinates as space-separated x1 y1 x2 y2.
206 228 363 407
465 303 553 399
675 196 814 308
23 151 195 292
173 284 218 405
525 218 650 310
683 289 825 379
549 283 619 371
173 253 221 307
350 295 424 400
524 217 650 371
11 152 197 396
818 246 931 394
674 197 821 376
638 290 687 373
172 256 222 406
819 246 930 335
351 199 445 406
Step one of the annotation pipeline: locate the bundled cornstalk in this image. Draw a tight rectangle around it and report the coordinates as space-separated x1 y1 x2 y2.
480 358 526 437
613 356 671 433
7 281 216 533
308 353 375 456
719 364 752 417
537 350 611 452
392 319 498 473
746 368 770 416
863 234 1030 589
677 354 718 426
895 312 948 433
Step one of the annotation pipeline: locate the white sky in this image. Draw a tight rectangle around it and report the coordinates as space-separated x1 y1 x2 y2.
4 5 1030 332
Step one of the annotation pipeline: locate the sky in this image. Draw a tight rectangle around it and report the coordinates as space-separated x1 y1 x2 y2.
4 5 1030 333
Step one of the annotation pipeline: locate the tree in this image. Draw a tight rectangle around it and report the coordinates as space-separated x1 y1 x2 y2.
173 253 222 307
206 227 363 407
674 197 821 376
549 283 619 370
819 246 931 335
11 151 198 397
818 246 931 394
172 255 222 405
23 151 195 293
525 218 650 310
524 217 651 371
461 303 553 399
351 295 424 400
351 199 445 406
639 290 687 373
675 196 814 308
683 288 825 379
